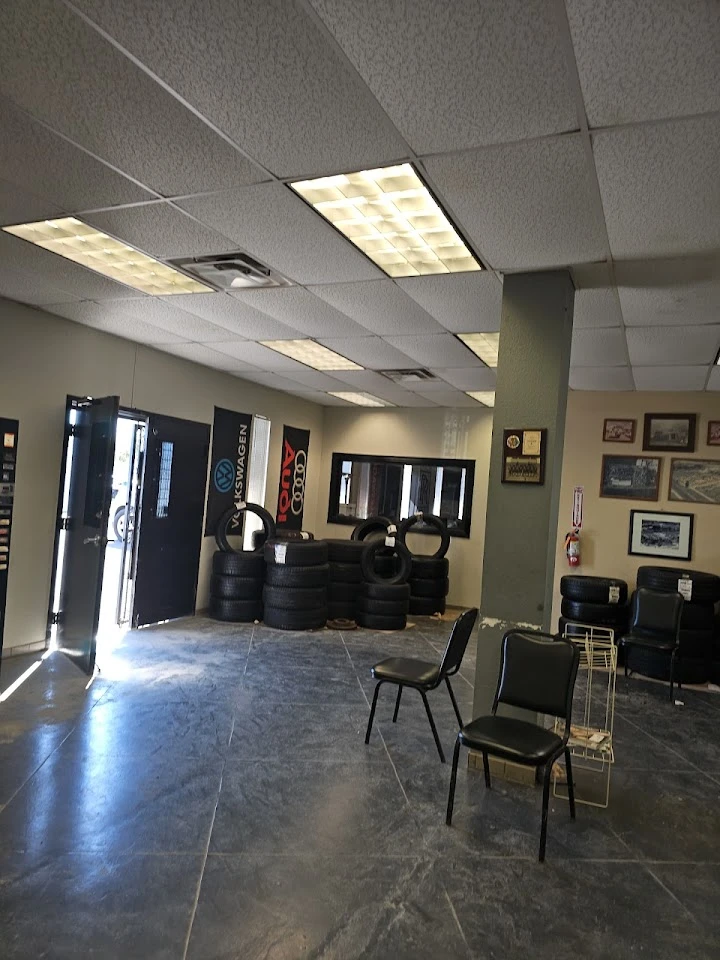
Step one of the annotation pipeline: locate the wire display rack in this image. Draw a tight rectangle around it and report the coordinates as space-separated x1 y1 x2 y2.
553 622 617 808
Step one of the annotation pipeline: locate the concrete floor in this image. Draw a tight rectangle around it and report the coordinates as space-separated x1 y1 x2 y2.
0 616 719 959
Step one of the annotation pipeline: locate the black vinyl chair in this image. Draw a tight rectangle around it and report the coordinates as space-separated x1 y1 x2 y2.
365 608 479 762
446 630 580 862
619 587 684 701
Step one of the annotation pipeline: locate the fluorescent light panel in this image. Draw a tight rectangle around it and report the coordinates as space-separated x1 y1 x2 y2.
2 217 212 295
467 391 495 407
457 332 500 368
259 339 361 371
291 163 481 278
328 391 394 407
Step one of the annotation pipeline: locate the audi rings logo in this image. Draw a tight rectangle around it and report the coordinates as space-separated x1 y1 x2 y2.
290 449 306 515
213 458 235 494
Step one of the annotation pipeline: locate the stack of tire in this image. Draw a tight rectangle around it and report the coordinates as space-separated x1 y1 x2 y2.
398 512 451 617
262 538 329 630
558 576 629 640
209 503 275 622
325 538 367 622
357 536 412 631
630 566 720 685
351 516 399 579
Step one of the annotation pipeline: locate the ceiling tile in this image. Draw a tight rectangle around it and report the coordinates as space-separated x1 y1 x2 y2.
570 366 635 391
212 341 312 372
571 328 628 367
0 98 152 211
155 342 256 371
626 325 720 366
277 389 345 406
396 272 503 333
179 184 381 285
707 367 720 391
0 178 64 227
234 370 317 394
46 302 185 345
387 393 440 408
316 337 417 370
383 334 481 368
161 293 299 340
424 136 607 270
308 0 576 153
594 117 720 259
309 280 443 335
408 388 481 408
72 0 408 178
430 368 497 391
566 0 720 127
0 273 80 307
570 262 622 328
232 287 371 338
632 366 710 392
107 298 238 342
84 204 237 259
279 370 350 391
615 257 720 326
321 370 397 391
0 0 263 195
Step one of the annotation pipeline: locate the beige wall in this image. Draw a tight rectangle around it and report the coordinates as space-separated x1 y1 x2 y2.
315 406 494 608
552 391 720 626
0 298 325 654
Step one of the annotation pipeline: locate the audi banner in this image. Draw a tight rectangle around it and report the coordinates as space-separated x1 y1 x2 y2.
205 407 253 535
276 424 310 531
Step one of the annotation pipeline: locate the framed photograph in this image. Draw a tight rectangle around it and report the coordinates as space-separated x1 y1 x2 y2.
643 413 696 452
603 419 636 443
502 428 546 484
668 458 720 505
628 509 693 561
600 455 661 501
708 421 720 446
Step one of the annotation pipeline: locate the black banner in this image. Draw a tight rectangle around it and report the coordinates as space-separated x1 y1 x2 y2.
276 425 310 531
0 418 19 658
205 407 253 535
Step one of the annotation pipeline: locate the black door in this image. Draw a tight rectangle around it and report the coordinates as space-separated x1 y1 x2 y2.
57 396 119 674
133 413 210 627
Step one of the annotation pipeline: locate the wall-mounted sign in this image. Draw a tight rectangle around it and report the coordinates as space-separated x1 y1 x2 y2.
0 417 18 658
277 425 310 530
204 407 253 535
502 428 547 484
572 486 584 528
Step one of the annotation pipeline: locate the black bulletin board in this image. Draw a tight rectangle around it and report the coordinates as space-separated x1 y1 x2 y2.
0 418 19 660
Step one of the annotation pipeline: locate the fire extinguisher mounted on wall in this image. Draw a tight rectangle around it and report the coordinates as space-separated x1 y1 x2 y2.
564 527 581 567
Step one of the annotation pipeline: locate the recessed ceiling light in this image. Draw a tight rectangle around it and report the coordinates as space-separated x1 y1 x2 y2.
2 217 212 295
259 339 362 371
290 163 481 278
467 391 495 407
328 391 394 407
457 332 500 368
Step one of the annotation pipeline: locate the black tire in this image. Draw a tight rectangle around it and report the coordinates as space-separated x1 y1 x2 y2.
625 645 708 685
113 506 128 542
215 502 275 554
636 566 720 604
351 516 393 541
327 601 356 621
560 576 628 605
410 578 449 599
208 596 262 623
265 563 329 588
252 528 315 550
263 605 328 630
325 539 367 562
360 581 411 602
680 603 716 631
328 581 362 602
212 550 265 578
711 660 720 685
409 596 446 616
264 539 329 567
411 556 450 580
361 538 412 585
561 598 629 627
357 611 407 631
328 561 363 584
678 628 714 659
357 596 409 617
397 513 450 560
262 585 327 610
374 553 397 576
210 574 263 600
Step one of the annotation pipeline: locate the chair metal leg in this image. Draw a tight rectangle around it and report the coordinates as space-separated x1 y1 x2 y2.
482 752 491 789
539 763 552 862
669 649 676 702
446 738 461 825
365 681 383 744
420 690 446 763
564 747 576 820
445 677 463 728
392 685 403 723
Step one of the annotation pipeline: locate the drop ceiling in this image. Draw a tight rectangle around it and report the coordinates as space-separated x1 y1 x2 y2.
0 0 718 406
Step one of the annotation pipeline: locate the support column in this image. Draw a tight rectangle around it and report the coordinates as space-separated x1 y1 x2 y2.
473 271 574 716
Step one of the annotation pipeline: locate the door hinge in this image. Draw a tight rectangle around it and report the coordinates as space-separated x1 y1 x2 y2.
60 517 71 531
51 611 63 626
68 424 78 437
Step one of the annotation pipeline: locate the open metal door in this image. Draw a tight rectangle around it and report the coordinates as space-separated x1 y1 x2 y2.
57 396 119 674
132 413 210 627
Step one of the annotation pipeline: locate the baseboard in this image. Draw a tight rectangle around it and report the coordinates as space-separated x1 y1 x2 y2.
1 639 48 659
468 750 536 786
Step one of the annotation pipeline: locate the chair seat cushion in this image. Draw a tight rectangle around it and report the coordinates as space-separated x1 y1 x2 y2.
458 715 563 765
620 631 676 651
372 657 439 686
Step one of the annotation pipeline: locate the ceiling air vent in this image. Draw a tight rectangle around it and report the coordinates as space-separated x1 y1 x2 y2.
167 252 292 290
378 368 438 384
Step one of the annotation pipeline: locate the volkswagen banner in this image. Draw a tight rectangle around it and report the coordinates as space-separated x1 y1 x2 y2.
276 424 310 531
205 407 253 535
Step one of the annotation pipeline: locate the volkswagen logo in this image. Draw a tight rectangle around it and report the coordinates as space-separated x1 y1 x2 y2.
213 458 235 494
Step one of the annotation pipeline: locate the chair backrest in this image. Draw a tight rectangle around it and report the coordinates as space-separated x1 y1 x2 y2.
493 630 579 722
630 587 683 640
438 608 479 678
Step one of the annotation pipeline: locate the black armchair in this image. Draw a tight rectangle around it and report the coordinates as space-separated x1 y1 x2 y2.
619 587 684 701
446 630 580 862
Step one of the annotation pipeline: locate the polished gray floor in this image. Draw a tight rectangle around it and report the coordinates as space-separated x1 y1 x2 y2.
1 616 719 959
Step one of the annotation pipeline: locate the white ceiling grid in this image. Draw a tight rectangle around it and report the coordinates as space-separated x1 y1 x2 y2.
0 0 717 406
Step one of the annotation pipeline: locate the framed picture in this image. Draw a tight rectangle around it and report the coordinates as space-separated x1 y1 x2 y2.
708 421 720 446
600 455 661 501
603 418 636 443
501 428 546 484
628 509 693 561
668 458 720 505
643 413 696 452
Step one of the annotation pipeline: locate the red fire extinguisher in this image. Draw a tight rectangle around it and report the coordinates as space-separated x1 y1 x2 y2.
564 528 581 567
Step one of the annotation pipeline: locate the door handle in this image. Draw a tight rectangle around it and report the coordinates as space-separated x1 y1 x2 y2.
83 535 103 546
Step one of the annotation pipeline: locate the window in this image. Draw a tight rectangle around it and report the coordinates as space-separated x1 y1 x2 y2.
327 453 475 538
156 441 173 518
243 416 271 550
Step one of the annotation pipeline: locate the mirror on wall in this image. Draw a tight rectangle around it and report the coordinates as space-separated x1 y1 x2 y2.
328 452 475 538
